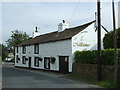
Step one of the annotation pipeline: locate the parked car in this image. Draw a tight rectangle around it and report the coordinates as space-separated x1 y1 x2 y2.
5 57 13 62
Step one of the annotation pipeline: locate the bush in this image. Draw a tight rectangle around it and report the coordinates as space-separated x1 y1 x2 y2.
103 28 120 49
50 57 56 64
74 49 120 65
1 44 8 61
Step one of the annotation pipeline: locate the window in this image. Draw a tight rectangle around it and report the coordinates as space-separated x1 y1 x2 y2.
34 57 39 67
17 47 18 53
22 46 26 54
16 55 20 63
34 44 39 54
22 56 26 64
44 57 50 69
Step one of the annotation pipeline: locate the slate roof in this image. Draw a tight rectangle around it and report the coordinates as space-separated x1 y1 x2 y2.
17 21 95 46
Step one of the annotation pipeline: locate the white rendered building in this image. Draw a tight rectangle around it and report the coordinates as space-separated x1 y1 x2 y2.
15 20 107 73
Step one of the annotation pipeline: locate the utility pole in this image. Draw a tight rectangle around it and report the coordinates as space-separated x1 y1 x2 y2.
97 0 102 81
112 0 118 83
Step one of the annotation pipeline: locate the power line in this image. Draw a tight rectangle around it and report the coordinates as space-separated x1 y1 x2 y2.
69 0 80 24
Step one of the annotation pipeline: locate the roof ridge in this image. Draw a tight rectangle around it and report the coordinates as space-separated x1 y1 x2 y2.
67 20 95 30
16 20 95 46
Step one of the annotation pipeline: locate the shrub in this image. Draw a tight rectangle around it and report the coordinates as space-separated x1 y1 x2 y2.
50 57 56 64
74 49 120 65
103 28 120 49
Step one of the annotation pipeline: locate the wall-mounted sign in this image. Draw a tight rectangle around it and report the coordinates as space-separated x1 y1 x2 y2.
80 36 83 41
73 42 90 47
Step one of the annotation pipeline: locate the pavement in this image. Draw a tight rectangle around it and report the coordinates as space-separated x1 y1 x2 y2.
2 62 101 89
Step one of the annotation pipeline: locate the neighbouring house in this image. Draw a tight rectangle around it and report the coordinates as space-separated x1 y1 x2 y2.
15 20 107 73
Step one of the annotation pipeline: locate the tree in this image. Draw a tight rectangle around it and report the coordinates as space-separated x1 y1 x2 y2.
6 30 29 62
6 30 29 48
0 44 8 61
103 28 120 49
0 44 1 57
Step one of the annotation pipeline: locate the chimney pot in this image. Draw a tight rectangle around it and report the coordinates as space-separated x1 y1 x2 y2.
33 26 40 38
58 20 69 32
35 27 38 32
62 20 65 23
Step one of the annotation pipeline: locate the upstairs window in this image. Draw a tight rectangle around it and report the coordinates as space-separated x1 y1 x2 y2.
22 46 26 54
34 44 39 54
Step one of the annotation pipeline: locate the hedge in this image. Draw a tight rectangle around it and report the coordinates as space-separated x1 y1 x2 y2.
74 49 120 65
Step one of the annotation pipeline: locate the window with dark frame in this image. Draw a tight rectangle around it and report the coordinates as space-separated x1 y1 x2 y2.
34 44 39 54
22 56 26 64
22 46 26 54
16 55 19 63
44 57 50 69
34 57 39 67
17 47 18 53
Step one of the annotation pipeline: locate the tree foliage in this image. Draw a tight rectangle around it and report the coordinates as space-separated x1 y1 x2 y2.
103 28 120 49
6 30 29 47
0 44 8 61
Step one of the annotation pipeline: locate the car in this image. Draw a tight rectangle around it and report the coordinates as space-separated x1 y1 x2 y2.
5 57 13 62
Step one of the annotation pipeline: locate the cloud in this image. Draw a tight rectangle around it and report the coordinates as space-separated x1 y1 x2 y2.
2 2 118 44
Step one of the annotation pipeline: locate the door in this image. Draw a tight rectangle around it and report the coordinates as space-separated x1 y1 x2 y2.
28 57 31 69
59 56 69 73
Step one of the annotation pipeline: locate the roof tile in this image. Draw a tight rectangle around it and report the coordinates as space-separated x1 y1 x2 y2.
17 21 95 46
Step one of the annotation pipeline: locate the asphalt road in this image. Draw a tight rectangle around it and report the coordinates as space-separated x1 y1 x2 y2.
2 62 100 89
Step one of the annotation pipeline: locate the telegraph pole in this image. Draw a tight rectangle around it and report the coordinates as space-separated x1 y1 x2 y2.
112 0 118 83
97 0 102 81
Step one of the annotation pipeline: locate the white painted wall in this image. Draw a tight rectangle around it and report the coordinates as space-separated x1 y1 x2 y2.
15 23 107 72
15 46 29 68
15 39 73 72
33 32 40 38
58 21 69 32
72 23 107 54
39 40 72 72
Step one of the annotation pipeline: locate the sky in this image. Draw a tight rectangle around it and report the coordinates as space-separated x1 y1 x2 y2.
1 0 119 44
118 1 120 27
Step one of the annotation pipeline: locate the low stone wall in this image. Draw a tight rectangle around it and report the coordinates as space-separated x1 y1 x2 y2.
72 63 120 80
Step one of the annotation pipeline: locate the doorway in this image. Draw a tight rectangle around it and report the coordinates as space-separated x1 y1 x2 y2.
59 56 69 73
28 57 31 69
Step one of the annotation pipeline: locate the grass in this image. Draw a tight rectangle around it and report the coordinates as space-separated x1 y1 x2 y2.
69 73 120 88
70 73 96 83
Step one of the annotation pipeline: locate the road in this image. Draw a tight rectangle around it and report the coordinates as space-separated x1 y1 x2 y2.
2 62 100 89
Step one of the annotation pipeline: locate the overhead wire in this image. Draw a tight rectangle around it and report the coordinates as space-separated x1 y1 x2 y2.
68 0 80 24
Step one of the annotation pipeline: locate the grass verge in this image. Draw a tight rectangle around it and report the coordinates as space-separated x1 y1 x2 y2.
69 73 120 88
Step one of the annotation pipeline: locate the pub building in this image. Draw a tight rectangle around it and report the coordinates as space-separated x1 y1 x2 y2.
15 20 107 73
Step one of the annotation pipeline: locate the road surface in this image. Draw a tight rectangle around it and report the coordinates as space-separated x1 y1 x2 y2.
2 62 100 89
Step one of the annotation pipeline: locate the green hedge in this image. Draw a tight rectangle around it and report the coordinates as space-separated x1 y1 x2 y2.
74 49 120 65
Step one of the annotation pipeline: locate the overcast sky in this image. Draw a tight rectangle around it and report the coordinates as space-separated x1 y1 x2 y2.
1 1 119 44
